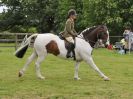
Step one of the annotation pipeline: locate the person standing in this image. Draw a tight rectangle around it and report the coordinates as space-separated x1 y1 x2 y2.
123 26 132 54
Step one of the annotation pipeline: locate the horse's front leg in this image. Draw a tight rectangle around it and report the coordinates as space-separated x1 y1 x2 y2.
74 61 81 80
86 57 110 81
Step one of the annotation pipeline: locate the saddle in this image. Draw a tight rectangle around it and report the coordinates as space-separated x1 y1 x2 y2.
58 33 76 60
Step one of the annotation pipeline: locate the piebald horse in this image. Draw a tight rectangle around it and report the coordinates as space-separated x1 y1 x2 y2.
15 25 110 81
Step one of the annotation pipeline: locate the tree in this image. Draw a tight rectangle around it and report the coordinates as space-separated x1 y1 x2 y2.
0 0 59 33
83 0 133 36
0 0 133 42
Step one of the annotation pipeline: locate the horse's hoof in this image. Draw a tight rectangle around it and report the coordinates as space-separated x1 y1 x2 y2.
38 76 45 80
18 71 23 77
74 77 81 80
104 77 110 81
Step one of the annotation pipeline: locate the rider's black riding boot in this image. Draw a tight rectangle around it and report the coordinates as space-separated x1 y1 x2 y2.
66 43 75 60
66 49 72 58
72 49 76 60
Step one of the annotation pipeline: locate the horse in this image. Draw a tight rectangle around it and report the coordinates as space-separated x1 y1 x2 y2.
15 25 110 81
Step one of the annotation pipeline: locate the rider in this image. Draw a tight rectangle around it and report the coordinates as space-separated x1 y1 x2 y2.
61 9 78 58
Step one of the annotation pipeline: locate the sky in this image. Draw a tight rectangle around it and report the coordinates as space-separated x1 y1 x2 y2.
0 5 8 13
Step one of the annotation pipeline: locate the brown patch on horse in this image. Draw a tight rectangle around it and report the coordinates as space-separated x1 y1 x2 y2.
46 40 60 56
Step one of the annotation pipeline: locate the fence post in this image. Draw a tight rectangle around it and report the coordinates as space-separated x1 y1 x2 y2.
15 33 18 50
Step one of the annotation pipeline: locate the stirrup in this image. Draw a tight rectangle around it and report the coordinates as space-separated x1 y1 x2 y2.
66 54 71 58
73 55 76 60
66 52 76 60
66 52 72 58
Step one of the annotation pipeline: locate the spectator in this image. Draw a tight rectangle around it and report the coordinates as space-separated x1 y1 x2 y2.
94 39 105 48
123 26 133 54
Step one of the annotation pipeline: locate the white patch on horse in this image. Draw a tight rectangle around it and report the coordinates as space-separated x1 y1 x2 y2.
78 28 90 38
81 28 90 34
80 26 96 35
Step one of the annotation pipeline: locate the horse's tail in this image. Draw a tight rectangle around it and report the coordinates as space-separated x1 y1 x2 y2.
14 33 38 58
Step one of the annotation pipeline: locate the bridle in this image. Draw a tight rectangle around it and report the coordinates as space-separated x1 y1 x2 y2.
77 32 100 47
78 28 108 47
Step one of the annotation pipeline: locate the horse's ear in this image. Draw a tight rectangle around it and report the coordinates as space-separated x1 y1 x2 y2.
100 23 108 29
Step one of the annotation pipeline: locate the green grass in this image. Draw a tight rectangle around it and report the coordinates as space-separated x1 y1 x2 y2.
0 46 133 99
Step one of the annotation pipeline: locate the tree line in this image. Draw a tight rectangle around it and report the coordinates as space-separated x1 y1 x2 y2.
0 0 133 37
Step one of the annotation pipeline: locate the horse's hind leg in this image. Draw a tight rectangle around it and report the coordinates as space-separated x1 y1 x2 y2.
35 54 45 79
34 47 48 79
86 57 110 81
74 61 81 80
19 51 37 77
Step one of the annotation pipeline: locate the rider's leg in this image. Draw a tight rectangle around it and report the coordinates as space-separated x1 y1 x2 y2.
65 37 75 58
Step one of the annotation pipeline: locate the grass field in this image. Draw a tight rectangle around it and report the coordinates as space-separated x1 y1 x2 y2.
0 46 133 99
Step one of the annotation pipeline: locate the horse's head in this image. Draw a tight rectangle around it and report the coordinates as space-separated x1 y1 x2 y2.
97 25 110 45
80 25 110 47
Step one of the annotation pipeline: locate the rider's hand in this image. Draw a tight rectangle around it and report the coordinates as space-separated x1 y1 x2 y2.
74 34 78 37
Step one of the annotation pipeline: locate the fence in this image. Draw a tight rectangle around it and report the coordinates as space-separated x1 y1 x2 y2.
0 33 33 50
109 36 123 44
0 33 124 49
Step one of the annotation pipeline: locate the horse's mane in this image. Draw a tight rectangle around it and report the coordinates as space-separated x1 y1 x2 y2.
81 26 97 35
